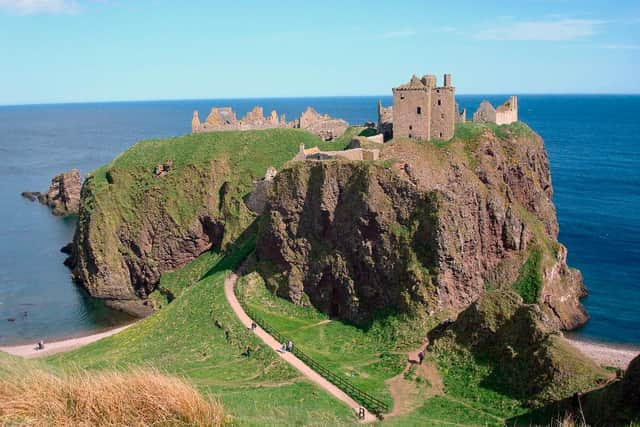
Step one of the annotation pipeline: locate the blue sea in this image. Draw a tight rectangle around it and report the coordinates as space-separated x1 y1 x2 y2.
0 95 638 347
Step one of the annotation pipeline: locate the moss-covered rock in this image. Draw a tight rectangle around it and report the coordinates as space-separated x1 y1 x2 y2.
432 290 607 406
68 129 331 316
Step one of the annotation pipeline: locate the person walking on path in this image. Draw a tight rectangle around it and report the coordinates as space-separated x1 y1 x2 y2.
287 340 294 353
418 351 425 365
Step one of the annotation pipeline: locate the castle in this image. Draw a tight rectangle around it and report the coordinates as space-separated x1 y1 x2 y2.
378 73 518 141
378 73 466 142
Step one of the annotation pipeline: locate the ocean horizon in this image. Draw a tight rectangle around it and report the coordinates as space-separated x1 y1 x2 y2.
3 92 640 109
0 94 638 347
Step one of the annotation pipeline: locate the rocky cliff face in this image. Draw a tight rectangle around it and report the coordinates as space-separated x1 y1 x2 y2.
22 169 82 216
256 124 588 329
69 160 253 316
65 128 316 317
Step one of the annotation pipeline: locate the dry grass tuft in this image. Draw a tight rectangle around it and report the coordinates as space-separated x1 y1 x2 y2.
0 358 226 426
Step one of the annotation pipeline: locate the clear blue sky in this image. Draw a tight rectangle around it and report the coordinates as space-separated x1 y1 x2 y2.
0 0 638 104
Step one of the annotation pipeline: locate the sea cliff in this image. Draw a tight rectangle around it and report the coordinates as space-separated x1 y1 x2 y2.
67 123 587 331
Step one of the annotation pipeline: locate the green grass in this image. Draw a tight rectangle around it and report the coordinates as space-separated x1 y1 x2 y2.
235 271 532 425
47 237 358 426
236 272 425 408
331 126 366 146
513 247 543 304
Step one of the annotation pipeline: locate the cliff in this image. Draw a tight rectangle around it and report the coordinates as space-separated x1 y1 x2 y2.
67 129 329 316
256 123 588 329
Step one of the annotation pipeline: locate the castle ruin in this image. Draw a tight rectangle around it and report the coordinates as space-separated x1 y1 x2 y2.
377 73 465 142
472 96 518 125
192 105 348 141
294 144 380 161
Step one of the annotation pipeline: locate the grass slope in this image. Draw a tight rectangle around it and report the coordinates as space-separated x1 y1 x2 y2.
48 238 357 426
237 271 528 426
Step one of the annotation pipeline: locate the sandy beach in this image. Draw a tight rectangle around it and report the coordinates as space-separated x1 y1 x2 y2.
0 323 135 359
565 336 639 369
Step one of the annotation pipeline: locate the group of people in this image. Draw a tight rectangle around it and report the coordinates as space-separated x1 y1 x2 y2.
35 340 45 350
281 340 294 353
249 320 294 354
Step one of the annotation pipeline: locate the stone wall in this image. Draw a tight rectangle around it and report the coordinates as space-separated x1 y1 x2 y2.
472 100 497 123
392 76 432 140
430 86 456 140
495 96 518 125
192 105 348 141
377 100 393 140
295 144 379 161
473 96 518 125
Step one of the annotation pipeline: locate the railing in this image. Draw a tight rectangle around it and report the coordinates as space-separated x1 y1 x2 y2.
235 287 389 418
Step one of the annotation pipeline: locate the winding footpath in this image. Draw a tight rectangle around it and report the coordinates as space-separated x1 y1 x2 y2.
224 272 378 423
0 323 134 359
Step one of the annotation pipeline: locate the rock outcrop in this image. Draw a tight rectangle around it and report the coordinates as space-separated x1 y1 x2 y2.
430 290 606 405
22 169 82 216
65 129 316 317
624 354 640 409
67 160 245 316
256 124 588 329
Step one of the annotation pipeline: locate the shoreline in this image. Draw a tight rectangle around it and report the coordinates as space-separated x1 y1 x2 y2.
564 334 639 369
0 322 136 359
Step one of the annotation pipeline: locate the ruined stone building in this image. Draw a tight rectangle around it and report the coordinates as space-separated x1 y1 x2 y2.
377 73 464 141
377 100 393 141
472 96 518 125
294 144 380 161
192 106 348 141
392 73 458 141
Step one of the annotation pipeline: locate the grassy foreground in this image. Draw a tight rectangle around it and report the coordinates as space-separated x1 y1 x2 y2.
47 238 357 426
0 353 225 426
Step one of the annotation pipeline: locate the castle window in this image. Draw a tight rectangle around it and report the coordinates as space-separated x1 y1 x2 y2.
401 94 405 100
417 107 421 115
437 99 442 106
439 132 443 138
409 125 412 130
409 133 412 138
441 113 445 119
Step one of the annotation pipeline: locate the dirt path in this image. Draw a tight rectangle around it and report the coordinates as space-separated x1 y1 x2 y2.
0 323 135 359
224 272 377 423
385 340 444 418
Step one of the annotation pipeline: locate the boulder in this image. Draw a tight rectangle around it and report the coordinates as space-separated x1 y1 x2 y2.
623 354 640 409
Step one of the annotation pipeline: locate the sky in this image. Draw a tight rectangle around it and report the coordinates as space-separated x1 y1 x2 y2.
0 0 638 105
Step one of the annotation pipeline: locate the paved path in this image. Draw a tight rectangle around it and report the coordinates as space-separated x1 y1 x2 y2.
224 272 377 423
0 323 135 359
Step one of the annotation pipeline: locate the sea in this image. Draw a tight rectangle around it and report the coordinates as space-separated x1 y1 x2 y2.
0 95 638 347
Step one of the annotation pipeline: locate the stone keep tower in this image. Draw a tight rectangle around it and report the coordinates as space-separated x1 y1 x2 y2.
392 73 456 141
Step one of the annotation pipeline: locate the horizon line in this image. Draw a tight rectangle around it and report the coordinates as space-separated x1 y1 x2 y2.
2 92 640 108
